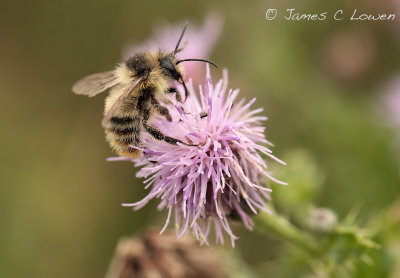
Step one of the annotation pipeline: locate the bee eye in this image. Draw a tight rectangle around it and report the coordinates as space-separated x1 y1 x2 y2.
159 56 181 80
159 57 174 71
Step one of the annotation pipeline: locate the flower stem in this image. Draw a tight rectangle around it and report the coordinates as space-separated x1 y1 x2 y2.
254 210 319 255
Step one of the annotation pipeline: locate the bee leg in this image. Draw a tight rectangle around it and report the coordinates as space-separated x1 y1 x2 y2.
142 107 192 146
150 96 172 122
181 79 189 101
166 88 182 102
166 89 194 116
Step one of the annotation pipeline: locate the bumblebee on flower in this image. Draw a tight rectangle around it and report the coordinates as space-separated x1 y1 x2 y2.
74 15 286 245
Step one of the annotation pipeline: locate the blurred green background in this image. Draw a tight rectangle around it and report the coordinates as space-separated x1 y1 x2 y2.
1 0 399 277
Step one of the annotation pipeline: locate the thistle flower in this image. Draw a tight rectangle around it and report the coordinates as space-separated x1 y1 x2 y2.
105 230 227 278
307 207 338 233
120 66 286 246
123 12 223 84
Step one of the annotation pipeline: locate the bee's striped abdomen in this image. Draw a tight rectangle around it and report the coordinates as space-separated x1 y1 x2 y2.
105 112 141 159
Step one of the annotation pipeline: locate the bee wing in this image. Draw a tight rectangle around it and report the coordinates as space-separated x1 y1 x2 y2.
101 77 143 128
72 71 118 97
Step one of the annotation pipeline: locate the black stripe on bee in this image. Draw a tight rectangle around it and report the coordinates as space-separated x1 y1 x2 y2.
110 116 133 124
108 126 135 136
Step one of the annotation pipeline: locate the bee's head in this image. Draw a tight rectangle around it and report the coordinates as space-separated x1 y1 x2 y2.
158 24 218 101
159 54 182 82
161 23 217 84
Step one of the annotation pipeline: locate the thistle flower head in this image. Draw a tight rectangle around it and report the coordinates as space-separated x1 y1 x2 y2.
307 208 338 233
121 66 286 246
106 231 227 278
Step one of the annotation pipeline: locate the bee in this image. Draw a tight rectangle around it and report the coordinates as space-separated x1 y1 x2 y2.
72 25 216 159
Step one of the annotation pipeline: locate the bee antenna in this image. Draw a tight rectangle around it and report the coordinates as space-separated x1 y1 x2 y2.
176 59 218 68
174 22 188 55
